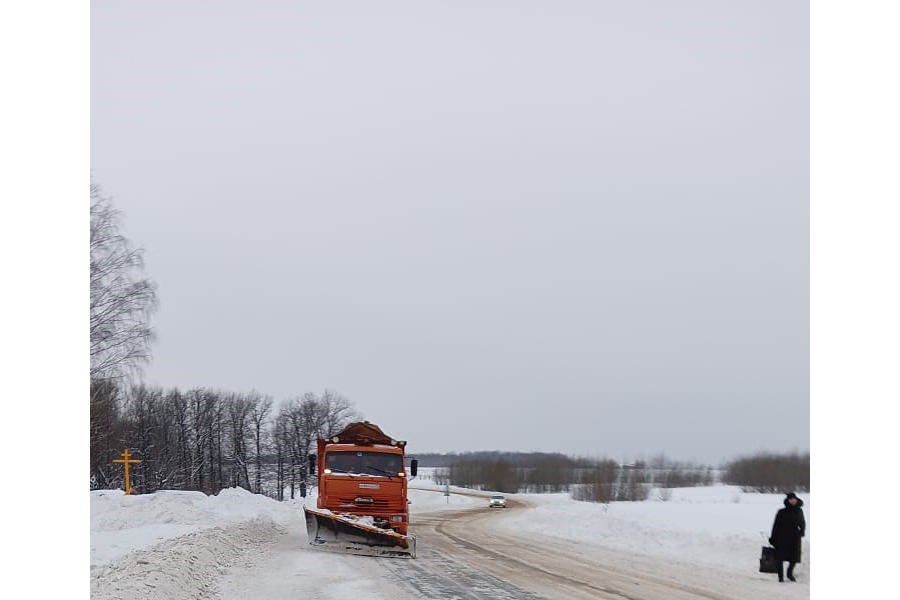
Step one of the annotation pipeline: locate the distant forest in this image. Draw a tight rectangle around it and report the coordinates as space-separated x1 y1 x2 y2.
416 452 717 501
414 450 809 501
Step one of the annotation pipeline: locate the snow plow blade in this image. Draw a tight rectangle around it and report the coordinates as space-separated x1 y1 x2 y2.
303 507 416 558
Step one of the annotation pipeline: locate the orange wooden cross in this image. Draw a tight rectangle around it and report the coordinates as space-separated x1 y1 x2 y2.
112 448 142 495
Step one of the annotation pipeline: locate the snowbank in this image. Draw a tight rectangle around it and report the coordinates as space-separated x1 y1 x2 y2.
91 519 286 600
494 485 810 573
91 487 300 567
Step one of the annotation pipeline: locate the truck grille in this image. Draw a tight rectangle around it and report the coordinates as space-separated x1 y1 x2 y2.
338 497 391 509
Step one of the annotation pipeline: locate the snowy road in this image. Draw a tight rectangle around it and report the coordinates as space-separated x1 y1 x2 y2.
216 489 806 600
91 486 808 599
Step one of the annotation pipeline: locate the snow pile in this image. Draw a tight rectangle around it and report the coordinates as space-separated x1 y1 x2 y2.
92 488 296 530
91 518 286 600
91 488 299 567
91 488 305 600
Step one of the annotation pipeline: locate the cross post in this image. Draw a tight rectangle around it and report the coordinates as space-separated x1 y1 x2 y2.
112 448 142 495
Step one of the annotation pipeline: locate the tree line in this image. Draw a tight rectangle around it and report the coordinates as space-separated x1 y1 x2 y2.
427 452 716 500
722 451 810 493
91 383 357 498
426 450 809 501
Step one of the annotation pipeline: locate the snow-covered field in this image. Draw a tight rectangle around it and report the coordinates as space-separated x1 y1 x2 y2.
91 478 809 599
493 485 810 574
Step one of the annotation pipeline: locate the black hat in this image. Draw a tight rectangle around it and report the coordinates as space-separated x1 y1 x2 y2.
785 492 798 499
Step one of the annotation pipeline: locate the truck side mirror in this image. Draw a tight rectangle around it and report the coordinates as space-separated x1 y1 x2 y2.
308 453 316 475
410 459 418 477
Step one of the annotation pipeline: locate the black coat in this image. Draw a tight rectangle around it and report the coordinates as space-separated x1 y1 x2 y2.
770 497 805 562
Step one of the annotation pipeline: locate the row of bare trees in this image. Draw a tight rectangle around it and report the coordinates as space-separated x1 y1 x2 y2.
569 459 716 502
90 384 357 497
445 453 583 493
434 453 716 501
722 451 810 492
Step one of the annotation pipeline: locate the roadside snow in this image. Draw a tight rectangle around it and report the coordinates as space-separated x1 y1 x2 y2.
91 482 476 569
494 485 810 575
90 483 810 599
90 483 481 600
91 519 286 600
91 488 298 567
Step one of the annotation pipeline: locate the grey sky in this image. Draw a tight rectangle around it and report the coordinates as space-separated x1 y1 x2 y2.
91 0 809 464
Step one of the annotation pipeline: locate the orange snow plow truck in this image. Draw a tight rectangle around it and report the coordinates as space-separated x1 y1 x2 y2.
303 421 418 558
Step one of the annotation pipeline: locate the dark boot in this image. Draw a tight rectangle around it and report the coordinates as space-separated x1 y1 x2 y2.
787 563 796 581
777 562 784 582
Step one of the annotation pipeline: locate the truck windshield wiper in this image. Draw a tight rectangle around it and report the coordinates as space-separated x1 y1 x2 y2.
363 465 395 477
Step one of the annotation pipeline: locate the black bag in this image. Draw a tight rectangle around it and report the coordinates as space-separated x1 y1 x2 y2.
759 546 779 573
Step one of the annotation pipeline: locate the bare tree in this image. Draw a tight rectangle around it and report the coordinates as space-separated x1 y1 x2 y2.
250 394 274 494
90 182 157 380
90 378 124 489
318 389 359 438
272 409 291 500
224 392 262 490
187 388 214 491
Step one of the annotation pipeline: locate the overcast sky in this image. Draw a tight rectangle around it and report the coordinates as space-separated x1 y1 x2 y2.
90 0 808 464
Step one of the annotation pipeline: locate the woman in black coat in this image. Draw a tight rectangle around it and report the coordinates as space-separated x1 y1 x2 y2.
769 492 806 582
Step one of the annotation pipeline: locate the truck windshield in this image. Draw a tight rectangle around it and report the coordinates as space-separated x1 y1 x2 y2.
325 451 403 476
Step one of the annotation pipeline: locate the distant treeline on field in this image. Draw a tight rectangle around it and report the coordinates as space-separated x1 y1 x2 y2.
417 452 717 501
722 451 809 493
415 450 809 502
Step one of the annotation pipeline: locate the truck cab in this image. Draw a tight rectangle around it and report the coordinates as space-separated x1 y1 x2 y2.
318 442 411 534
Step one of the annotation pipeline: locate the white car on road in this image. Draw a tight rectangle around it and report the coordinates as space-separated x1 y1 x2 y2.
488 495 507 508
